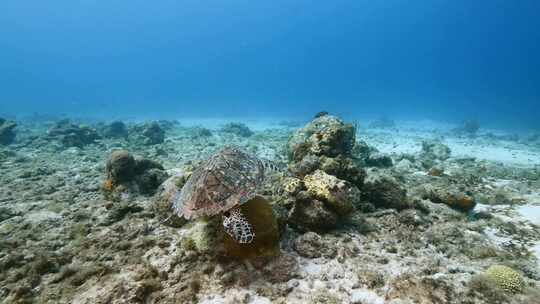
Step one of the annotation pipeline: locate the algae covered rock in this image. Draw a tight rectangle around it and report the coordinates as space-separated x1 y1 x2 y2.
135 168 169 195
47 119 101 147
0 118 17 145
103 150 168 198
287 114 356 161
485 265 525 293
421 184 476 212
106 150 136 184
288 193 339 232
220 122 253 137
362 170 409 210
285 114 366 233
141 121 165 145
303 170 359 216
103 121 128 138
183 217 220 253
189 126 213 138
318 156 366 187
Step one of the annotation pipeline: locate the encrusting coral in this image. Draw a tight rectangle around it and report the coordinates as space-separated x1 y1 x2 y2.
485 265 525 293
303 169 360 216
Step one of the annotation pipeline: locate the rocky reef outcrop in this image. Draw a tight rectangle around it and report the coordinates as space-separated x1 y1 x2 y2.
362 169 409 210
128 122 166 145
103 149 168 199
0 118 16 145
102 121 129 139
284 113 404 232
47 119 101 147
220 122 253 137
420 183 476 212
287 113 356 161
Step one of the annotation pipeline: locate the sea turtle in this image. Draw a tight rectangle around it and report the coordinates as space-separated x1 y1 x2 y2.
171 146 281 244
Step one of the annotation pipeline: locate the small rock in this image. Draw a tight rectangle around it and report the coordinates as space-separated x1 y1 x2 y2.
106 150 136 183
362 170 409 210
288 195 339 232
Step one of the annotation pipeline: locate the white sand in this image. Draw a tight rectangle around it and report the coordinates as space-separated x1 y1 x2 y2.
362 119 540 168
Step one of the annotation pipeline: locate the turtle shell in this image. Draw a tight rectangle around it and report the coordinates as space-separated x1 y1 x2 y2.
172 147 265 220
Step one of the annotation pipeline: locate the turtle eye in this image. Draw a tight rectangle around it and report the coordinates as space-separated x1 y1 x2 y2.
223 211 230 217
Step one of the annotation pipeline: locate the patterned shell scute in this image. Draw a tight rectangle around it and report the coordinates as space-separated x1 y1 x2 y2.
172 147 265 220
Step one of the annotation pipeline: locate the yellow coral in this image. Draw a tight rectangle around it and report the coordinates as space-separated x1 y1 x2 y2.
485 265 525 293
303 170 355 216
282 177 302 195
304 170 337 200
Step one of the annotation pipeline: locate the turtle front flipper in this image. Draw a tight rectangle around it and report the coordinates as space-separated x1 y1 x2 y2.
222 209 255 244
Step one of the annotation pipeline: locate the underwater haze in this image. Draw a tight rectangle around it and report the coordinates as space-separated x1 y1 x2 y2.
1 0 540 128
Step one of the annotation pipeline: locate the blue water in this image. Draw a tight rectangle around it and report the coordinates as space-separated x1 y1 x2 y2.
1 1 539 128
